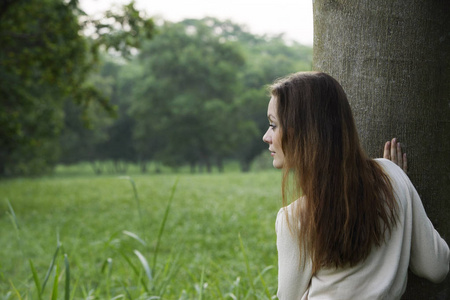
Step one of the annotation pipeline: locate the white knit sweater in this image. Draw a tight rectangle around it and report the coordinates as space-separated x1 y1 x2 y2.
276 159 450 300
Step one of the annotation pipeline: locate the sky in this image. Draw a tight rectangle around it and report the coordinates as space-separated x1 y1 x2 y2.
79 0 314 46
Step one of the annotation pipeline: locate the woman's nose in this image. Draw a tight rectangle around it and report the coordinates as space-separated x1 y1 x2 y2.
262 129 271 144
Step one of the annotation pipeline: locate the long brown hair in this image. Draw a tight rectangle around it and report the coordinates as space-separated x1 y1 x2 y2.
270 72 397 273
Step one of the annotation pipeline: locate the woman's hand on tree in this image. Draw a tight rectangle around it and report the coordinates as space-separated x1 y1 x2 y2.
383 138 408 173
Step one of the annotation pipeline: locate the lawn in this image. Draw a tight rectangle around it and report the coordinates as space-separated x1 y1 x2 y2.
0 169 282 299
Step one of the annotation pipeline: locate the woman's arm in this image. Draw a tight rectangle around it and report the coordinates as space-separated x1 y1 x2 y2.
276 206 312 299
383 138 407 173
407 176 450 282
383 139 449 282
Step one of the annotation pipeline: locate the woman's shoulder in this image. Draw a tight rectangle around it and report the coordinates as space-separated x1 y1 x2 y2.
277 197 305 216
374 157 400 169
276 197 305 233
373 158 409 181
373 158 415 202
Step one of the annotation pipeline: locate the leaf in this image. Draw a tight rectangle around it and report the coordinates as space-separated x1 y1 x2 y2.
119 176 145 236
134 250 153 283
101 257 113 275
197 266 205 300
119 250 149 293
41 239 61 294
122 230 147 246
6 200 20 231
50 264 59 300
64 254 70 300
9 280 22 300
29 259 42 299
152 178 179 270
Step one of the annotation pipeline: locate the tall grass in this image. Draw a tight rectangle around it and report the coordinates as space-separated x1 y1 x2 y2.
0 171 281 299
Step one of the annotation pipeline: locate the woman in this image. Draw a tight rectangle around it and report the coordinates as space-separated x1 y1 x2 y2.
262 72 449 299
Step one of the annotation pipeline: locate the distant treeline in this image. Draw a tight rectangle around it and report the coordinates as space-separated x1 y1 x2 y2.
0 0 312 176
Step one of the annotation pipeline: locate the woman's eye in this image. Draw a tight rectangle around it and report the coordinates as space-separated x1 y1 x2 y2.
269 124 277 129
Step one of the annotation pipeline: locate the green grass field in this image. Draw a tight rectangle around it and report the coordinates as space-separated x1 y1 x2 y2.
0 168 282 299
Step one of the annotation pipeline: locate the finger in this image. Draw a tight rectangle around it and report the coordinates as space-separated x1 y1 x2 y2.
390 138 397 164
402 153 408 173
383 141 391 159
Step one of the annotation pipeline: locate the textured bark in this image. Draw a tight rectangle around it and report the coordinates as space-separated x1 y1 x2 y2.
313 0 449 298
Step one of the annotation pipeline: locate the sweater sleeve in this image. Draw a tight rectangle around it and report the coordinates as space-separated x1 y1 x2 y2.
276 206 312 300
407 178 450 283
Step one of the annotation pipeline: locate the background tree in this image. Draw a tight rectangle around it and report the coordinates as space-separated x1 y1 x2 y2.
0 0 154 176
236 34 312 171
0 0 91 175
128 17 312 172
130 18 246 172
93 58 137 174
313 1 449 298
59 56 124 174
18 12 311 174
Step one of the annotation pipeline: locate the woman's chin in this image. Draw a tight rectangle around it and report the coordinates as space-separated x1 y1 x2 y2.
273 161 284 169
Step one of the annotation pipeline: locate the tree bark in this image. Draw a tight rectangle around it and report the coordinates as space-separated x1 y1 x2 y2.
313 0 450 298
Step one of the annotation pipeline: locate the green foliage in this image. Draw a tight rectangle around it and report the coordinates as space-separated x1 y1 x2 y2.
1 0 311 177
0 0 89 176
85 1 156 58
0 171 281 298
59 55 128 168
129 19 245 171
0 0 155 176
127 17 312 172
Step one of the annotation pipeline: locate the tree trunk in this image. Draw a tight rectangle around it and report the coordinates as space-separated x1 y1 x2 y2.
217 158 224 173
240 160 251 173
140 160 147 173
90 161 103 175
313 0 450 298
190 161 196 173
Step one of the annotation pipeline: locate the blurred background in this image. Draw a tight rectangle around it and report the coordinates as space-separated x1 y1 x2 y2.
0 0 314 177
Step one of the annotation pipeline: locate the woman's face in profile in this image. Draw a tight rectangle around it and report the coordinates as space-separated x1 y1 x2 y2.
263 97 285 169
